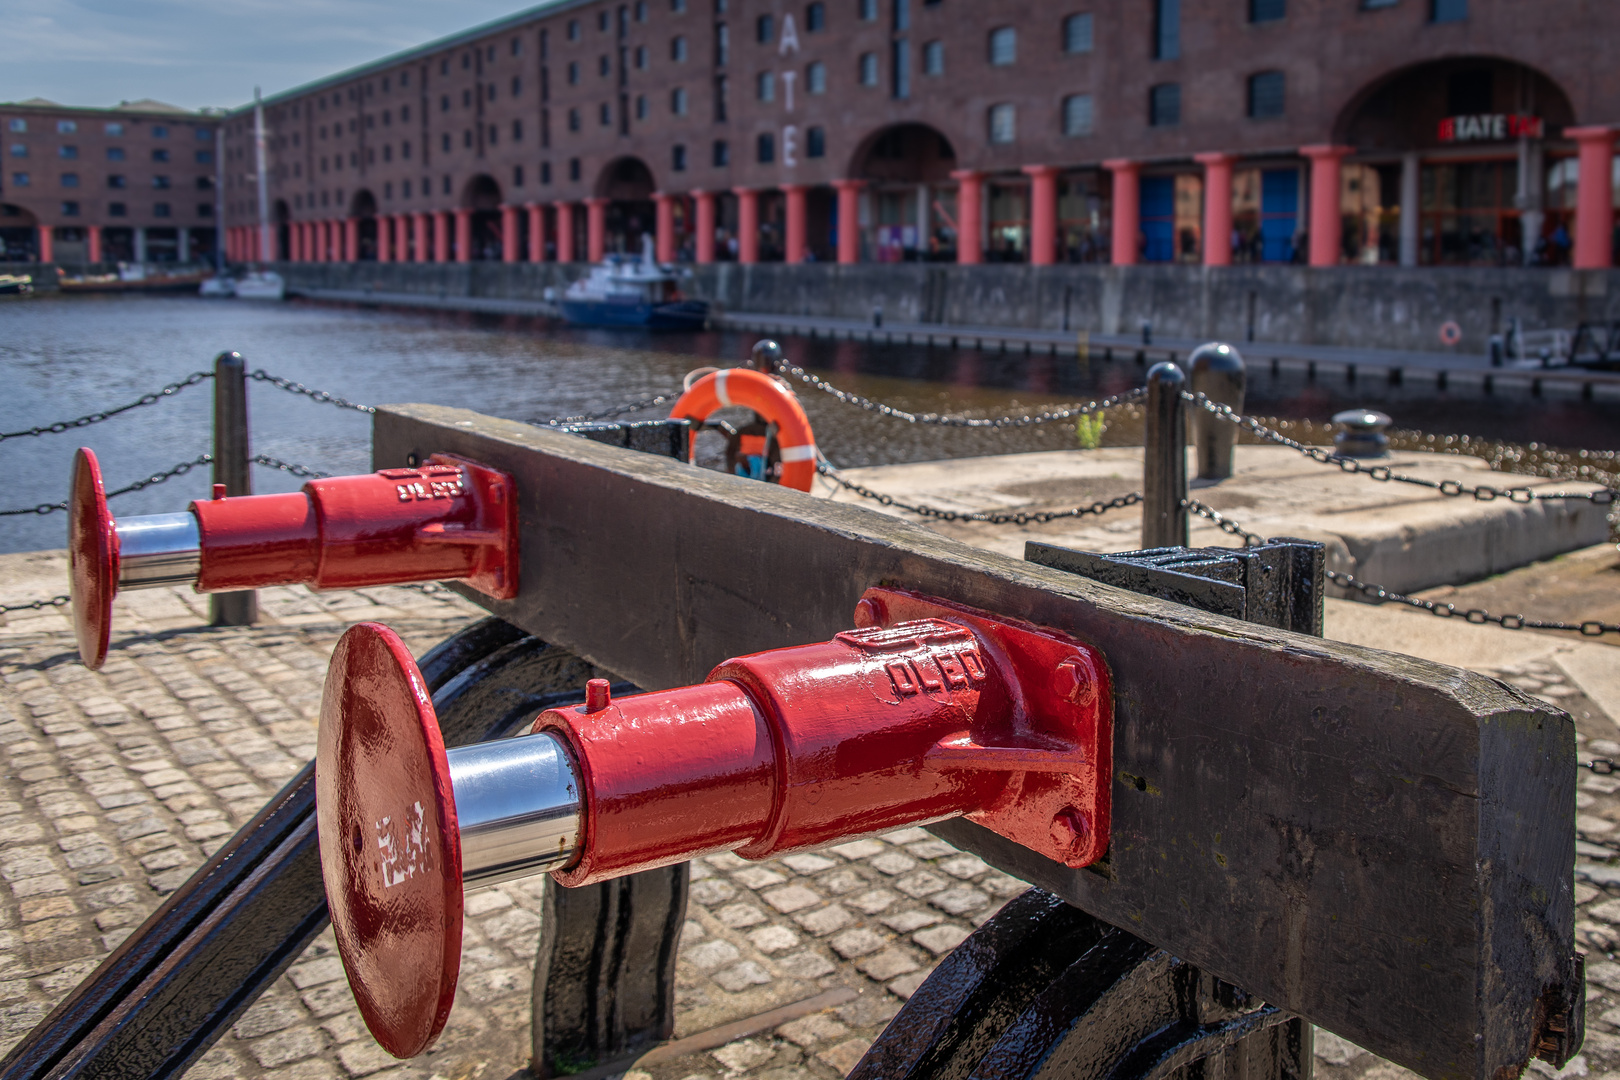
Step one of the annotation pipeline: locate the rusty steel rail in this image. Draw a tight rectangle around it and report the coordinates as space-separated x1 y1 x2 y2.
370 402 1579 1080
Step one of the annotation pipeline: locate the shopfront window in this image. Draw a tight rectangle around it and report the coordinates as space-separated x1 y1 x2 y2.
1140 174 1201 262
1340 162 1399 264
1419 160 1521 265
1231 167 1299 262
987 181 1028 261
1058 171 1109 262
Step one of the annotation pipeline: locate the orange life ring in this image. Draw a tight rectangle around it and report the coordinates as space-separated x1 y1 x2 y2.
1439 320 1463 346
670 368 818 491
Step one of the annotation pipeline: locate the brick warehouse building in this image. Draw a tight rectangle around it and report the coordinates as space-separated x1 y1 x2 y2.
12 0 1620 272
0 99 221 264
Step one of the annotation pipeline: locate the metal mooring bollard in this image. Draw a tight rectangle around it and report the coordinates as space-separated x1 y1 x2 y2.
210 351 256 627
1188 342 1246 481
1332 408 1392 458
1143 362 1188 548
749 338 784 374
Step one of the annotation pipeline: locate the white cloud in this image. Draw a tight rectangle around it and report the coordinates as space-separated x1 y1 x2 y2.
0 0 547 110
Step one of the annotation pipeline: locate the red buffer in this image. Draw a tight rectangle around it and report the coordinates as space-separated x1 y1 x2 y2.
68 447 517 670
315 587 1111 1058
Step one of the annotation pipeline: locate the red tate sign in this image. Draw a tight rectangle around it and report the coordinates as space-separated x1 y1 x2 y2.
1438 114 1544 142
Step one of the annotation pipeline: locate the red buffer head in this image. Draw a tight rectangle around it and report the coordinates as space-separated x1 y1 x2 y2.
316 623 463 1059
69 448 118 670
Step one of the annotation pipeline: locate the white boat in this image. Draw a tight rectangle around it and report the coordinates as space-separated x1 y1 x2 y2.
199 276 235 298
233 271 285 301
560 238 708 330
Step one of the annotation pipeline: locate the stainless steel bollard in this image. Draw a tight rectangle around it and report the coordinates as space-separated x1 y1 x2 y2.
210 351 256 627
749 339 784 374
1188 342 1246 481
1142 362 1188 549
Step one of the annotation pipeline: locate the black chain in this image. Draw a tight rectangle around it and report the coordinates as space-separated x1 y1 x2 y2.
780 361 1147 428
0 455 214 517
252 455 332 479
1585 760 1619 775
0 595 70 616
1184 500 1265 546
249 370 376 414
537 392 681 426
820 463 1141 524
1187 393 1618 505
1325 569 1620 637
0 372 212 442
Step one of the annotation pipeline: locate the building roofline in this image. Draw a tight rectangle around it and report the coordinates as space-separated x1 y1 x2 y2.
229 0 594 116
0 100 215 119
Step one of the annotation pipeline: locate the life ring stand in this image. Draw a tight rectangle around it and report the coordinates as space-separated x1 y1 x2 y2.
1439 320 1463 347
670 368 818 492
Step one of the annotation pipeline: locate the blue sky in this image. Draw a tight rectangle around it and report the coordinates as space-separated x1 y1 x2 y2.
0 0 557 112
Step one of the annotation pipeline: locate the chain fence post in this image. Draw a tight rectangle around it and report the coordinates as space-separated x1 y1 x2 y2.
1143 361 1188 549
211 351 257 627
1188 342 1245 481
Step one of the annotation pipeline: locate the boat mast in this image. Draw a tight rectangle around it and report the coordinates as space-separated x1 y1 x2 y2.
254 88 271 266
214 120 226 270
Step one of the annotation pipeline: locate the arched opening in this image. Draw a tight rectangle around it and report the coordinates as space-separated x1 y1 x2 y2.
460 174 503 259
274 199 292 262
1 204 38 261
1332 57 1577 266
349 190 378 261
850 123 958 262
595 156 656 256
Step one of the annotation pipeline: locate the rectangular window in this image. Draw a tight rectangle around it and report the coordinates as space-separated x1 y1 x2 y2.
152 148 169 162
62 200 80 215
195 150 213 164
806 125 825 158
60 173 78 187
197 203 213 217
713 139 729 166
57 120 76 134
636 1 647 20
599 102 612 125
11 172 28 186
1247 70 1285 118
673 144 688 171
1154 0 1180 59
514 164 524 186
859 0 877 19
922 41 943 75
758 71 775 101
513 76 523 96
59 145 78 159
636 94 648 119
107 174 126 188
757 132 775 163
9 119 25 132
153 202 170 217
988 27 1015 65
673 35 688 60
807 2 825 31
807 61 827 93
893 0 909 31
1064 13 1093 53
715 75 729 120
988 103 1016 144
8 144 23 158
758 14 774 42
109 201 126 216
672 0 685 10
892 40 910 99
1431 0 1466 20
104 122 124 136
1250 0 1284 19
859 52 878 86
673 87 689 114
1149 82 1181 125
153 175 171 189
635 46 648 69
152 125 168 137
195 127 211 140
1062 93 1094 136
568 107 581 131
541 161 552 184
716 22 729 65
569 61 580 84
569 158 582 180
107 146 124 161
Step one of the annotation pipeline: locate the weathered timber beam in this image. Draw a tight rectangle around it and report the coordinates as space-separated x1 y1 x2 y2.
374 404 1578 1080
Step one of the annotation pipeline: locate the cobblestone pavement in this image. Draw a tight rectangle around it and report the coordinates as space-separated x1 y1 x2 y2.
0 552 1613 1080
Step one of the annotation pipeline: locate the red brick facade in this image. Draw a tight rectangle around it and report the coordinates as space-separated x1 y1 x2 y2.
0 101 220 264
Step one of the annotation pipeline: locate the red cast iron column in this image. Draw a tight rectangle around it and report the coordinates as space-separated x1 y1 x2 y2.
501 205 519 263
526 203 544 262
1570 126 1616 270
1301 144 1352 268
1104 159 1140 266
1196 152 1236 267
833 179 865 265
782 184 807 263
585 198 608 263
1023 165 1059 266
555 201 576 262
654 192 677 262
693 190 715 264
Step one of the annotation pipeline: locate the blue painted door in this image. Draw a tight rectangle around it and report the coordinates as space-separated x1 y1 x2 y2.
1259 169 1298 262
1140 176 1175 263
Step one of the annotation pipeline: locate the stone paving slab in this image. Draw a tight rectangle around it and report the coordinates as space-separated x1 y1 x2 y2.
0 551 1614 1080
